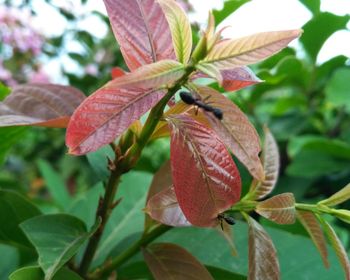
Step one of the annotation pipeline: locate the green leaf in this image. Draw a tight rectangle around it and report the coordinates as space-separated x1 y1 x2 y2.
0 189 41 249
300 12 350 61
37 160 71 210
20 214 100 280
117 261 154 280
0 244 19 280
0 82 11 101
213 0 250 26
9 266 83 280
325 68 350 112
299 0 320 15
0 126 27 165
319 183 350 207
86 146 115 181
206 266 246 280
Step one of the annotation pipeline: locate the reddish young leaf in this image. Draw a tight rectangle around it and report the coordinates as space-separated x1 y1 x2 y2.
297 211 329 268
66 87 165 155
146 186 191 227
321 219 350 279
168 114 241 227
109 60 185 89
256 193 296 224
246 216 280 280
103 0 175 71
221 67 262 92
0 84 85 128
111 67 127 79
190 85 264 180
142 243 214 280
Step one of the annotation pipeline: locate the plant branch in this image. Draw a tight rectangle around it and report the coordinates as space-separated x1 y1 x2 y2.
89 224 171 279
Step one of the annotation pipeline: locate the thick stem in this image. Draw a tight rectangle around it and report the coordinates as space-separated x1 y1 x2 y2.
89 224 171 279
78 168 122 276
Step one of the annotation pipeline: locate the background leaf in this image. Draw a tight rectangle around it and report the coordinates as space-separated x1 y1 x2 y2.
143 243 214 280
213 0 250 26
318 183 350 207
0 126 27 165
9 266 83 280
325 68 350 113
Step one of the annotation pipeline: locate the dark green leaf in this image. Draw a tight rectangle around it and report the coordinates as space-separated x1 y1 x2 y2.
0 244 19 280
325 68 350 112
213 0 250 26
206 266 246 280
9 266 83 280
20 214 100 280
0 126 27 165
0 189 41 249
86 145 115 181
118 261 154 280
315 55 347 89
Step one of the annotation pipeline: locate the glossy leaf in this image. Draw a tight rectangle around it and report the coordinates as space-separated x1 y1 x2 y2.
168 114 241 227
256 193 296 224
321 219 350 280
319 183 350 207
202 30 302 69
246 216 280 280
103 0 175 71
9 266 82 280
297 211 329 268
0 84 85 128
158 0 192 64
146 186 191 227
142 243 214 280
109 60 185 89
192 85 264 180
20 214 100 280
221 66 262 92
248 127 280 199
66 86 165 155
0 189 41 249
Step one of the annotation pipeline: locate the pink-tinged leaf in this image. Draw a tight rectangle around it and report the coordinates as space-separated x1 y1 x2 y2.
256 193 296 224
318 183 350 207
321 218 350 279
66 87 165 155
109 60 185 89
221 67 262 91
143 243 214 280
195 63 223 85
297 211 329 268
0 84 85 128
103 0 175 71
203 30 302 69
111 67 127 79
157 0 192 64
246 215 280 280
146 186 191 227
248 127 280 199
191 85 264 180
168 114 241 227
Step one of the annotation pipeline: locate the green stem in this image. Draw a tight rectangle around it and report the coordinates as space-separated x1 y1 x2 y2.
230 200 258 212
89 225 171 279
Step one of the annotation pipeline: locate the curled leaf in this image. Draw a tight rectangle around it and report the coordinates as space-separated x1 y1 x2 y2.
221 67 262 92
297 211 329 268
143 243 214 280
256 193 296 224
318 183 350 207
66 87 165 155
0 84 85 128
168 114 241 227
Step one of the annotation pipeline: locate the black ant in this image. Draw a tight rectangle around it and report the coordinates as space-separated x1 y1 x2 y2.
218 212 236 230
179 91 223 120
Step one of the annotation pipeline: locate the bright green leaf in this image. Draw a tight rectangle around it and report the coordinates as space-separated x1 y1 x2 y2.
0 83 11 101
213 0 250 26
325 68 350 112
299 0 320 15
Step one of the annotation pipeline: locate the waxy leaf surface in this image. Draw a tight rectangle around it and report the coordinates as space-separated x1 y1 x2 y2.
146 186 191 227
192 85 264 180
297 211 329 268
168 114 241 227
247 216 280 280
143 243 214 280
202 30 302 69
158 0 192 63
248 127 280 199
0 84 85 128
103 0 175 71
256 193 296 224
319 183 350 207
66 86 165 155
109 60 185 89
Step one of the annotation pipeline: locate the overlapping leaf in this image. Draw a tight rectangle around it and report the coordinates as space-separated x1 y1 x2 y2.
248 127 280 199
246 216 280 280
168 114 241 227
202 30 302 69
297 211 329 268
158 0 192 64
195 63 223 85
103 0 175 71
0 84 85 128
256 193 296 224
318 183 350 207
142 243 214 280
146 186 191 227
321 219 350 279
66 86 165 155
109 60 185 89
221 67 262 91
191 85 264 180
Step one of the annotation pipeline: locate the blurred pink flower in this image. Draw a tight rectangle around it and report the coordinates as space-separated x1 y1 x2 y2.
85 64 98 76
29 68 50 84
